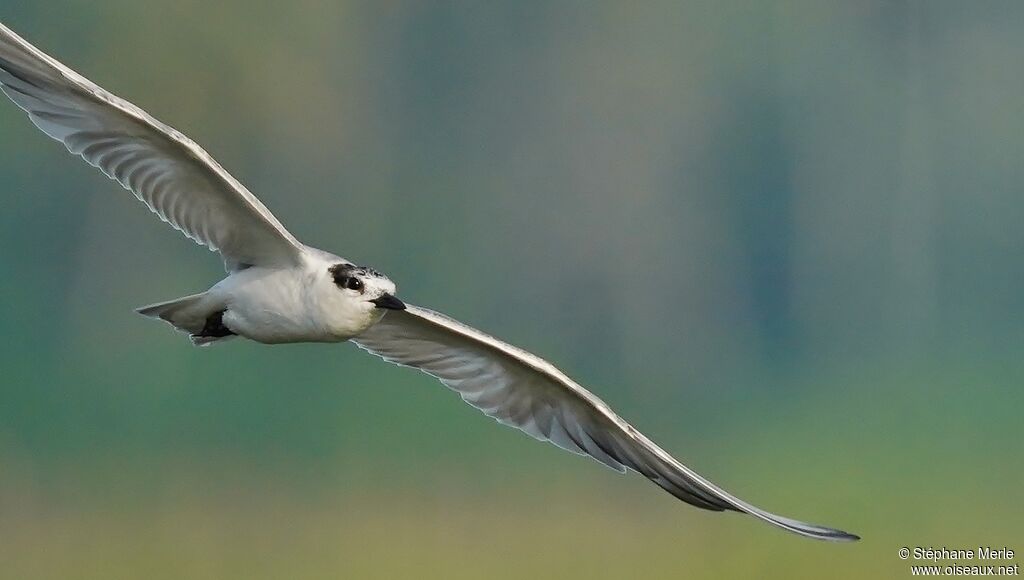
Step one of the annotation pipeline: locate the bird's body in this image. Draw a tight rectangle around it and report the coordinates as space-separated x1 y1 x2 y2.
216 263 331 344
0 20 858 542
216 266 317 343
155 249 394 345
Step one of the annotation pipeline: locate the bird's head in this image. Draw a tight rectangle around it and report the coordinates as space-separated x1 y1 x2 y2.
327 262 404 314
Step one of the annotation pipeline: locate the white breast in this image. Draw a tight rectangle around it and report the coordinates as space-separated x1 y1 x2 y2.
214 267 332 343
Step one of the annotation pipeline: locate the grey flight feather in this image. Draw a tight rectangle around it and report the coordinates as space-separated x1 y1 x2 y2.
354 305 860 542
0 22 303 271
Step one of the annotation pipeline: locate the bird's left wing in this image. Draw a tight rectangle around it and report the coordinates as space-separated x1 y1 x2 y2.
0 22 303 270
352 305 858 542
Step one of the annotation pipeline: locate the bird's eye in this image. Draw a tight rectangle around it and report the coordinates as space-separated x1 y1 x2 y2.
342 277 363 291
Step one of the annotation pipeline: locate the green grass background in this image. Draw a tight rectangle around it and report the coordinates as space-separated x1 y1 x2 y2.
1 2 1022 578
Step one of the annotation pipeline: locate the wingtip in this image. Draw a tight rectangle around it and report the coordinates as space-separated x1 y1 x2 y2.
741 507 860 542
793 522 861 542
817 528 860 542
836 530 861 542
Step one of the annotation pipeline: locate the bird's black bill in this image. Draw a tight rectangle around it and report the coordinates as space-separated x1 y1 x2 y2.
371 293 406 310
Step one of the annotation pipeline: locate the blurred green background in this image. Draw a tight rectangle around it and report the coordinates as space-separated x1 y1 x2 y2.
1 1 1022 578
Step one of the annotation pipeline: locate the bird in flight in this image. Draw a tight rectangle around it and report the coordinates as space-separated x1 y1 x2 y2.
0 21 857 541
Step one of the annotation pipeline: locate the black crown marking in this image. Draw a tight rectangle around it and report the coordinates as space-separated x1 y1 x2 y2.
329 263 383 280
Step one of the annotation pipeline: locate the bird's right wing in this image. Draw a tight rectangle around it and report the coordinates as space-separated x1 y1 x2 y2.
353 305 859 542
0 22 303 270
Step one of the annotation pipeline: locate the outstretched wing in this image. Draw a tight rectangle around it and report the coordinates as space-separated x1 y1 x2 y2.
354 305 858 541
0 22 303 270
